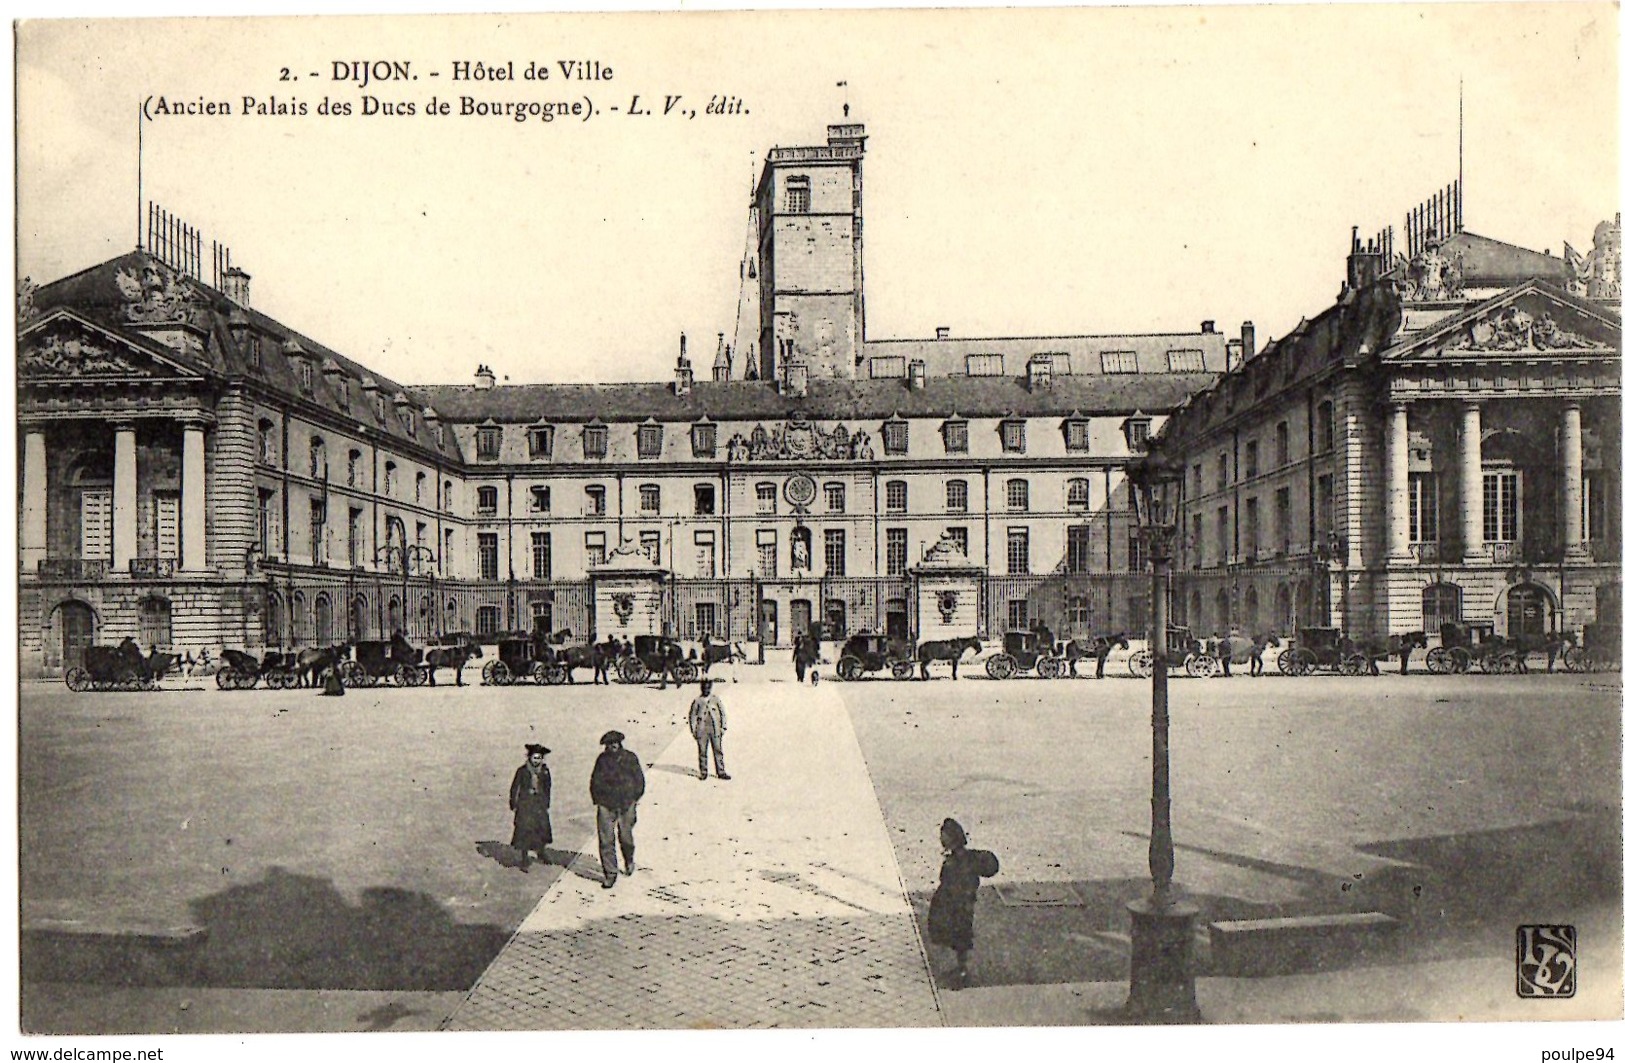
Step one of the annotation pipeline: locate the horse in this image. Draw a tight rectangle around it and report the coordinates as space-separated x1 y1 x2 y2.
547 642 599 683
1339 632 1427 675
915 636 983 680
296 642 351 687
115 637 178 683
425 636 483 686
592 636 623 685
1060 632 1130 678
1214 632 1281 677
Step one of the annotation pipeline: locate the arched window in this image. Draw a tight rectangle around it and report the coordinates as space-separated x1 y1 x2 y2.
259 419 277 465
1274 584 1293 631
1215 589 1230 632
314 593 334 645
309 437 327 479
265 592 284 646
347 449 362 487
387 595 403 635
416 471 427 503
384 461 397 496
350 593 369 641
138 596 172 652
1189 590 1204 634
292 590 308 644
1066 478 1090 509
1422 583 1462 635
1244 586 1260 632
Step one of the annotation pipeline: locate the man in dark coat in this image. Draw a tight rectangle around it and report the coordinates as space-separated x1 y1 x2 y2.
590 730 645 889
509 743 553 871
927 817 999 990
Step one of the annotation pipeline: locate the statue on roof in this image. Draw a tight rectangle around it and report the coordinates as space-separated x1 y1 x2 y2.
1403 232 1465 302
1565 215 1622 302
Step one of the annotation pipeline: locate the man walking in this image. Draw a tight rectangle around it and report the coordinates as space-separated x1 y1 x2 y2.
688 679 731 781
590 730 645 889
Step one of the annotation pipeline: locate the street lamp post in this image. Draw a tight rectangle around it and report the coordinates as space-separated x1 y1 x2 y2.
404 545 438 642
1125 452 1200 1023
374 544 403 637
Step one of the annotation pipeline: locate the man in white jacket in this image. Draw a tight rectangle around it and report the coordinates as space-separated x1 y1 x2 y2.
687 679 730 781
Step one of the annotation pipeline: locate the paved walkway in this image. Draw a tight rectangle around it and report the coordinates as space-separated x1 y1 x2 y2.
443 685 943 1030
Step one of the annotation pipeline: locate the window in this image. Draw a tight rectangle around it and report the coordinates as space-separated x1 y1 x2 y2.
1000 420 1026 453
1217 505 1230 561
373 393 386 421
1066 478 1089 509
477 486 498 515
946 480 969 514
640 485 661 514
257 488 276 555
1007 479 1029 512
885 480 908 513
756 530 777 577
347 449 361 487
582 425 608 459
1244 440 1259 480
522 485 548 513
383 461 397 496
1102 350 1139 374
1007 528 1030 575
1063 418 1090 452
694 531 717 578
694 484 716 515
942 420 969 454
477 426 502 461
691 423 717 458
478 533 499 580
309 438 327 479
1193 464 1204 499
824 483 846 513
1276 422 1290 468
1067 595 1092 631
1245 496 1260 556
1191 513 1204 568
785 179 810 214
1167 348 1206 372
476 605 501 637
415 472 426 503
443 481 454 511
297 360 313 394
868 356 905 379
259 420 277 465
885 529 909 576
966 354 1004 377
310 500 327 565
1125 418 1150 452
442 528 453 573
531 532 552 578
585 485 607 516
756 483 778 515
1409 473 1438 544
1066 525 1089 573
348 507 363 567
824 529 847 577
139 597 173 652
1316 475 1335 537
1583 473 1609 542
946 526 970 558
1007 599 1029 631
1276 487 1292 554
1317 400 1336 453
1422 583 1462 635
1219 454 1230 489
400 406 416 436
335 377 349 408
882 419 909 455
694 602 718 638
1483 469 1520 542
637 423 664 459
527 426 554 459
585 531 607 567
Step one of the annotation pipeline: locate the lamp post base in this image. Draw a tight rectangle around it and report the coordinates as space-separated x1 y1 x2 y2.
1125 898 1201 1023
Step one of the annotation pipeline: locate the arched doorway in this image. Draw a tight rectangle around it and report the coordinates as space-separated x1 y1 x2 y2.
58 601 96 672
350 593 369 641
387 595 403 635
1507 583 1551 640
265 592 284 646
759 599 779 647
1244 586 1260 632
1215 589 1230 634
1274 584 1292 631
1189 590 1204 634
314 594 334 645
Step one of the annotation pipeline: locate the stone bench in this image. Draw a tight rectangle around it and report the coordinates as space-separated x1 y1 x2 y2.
1208 912 1399 976
21 919 209 986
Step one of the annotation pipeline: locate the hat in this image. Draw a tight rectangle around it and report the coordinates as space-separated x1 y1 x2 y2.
525 744 550 757
699 678 713 691
940 818 968 848
599 730 626 746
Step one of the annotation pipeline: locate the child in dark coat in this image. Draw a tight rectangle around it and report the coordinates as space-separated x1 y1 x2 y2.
926 817 999 989
509 744 553 871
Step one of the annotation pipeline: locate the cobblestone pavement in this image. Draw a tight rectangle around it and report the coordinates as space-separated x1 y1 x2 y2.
444 684 943 1030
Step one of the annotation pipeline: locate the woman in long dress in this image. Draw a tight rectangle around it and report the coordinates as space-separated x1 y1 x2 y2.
509 743 553 871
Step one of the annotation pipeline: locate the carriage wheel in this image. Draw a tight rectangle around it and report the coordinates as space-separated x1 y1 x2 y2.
215 667 237 690
334 660 362 688
1425 647 1450 675
1276 649 1298 676
485 660 511 686
1562 646 1592 673
481 660 497 684
1036 656 1065 680
1340 654 1368 677
1128 649 1155 679
677 661 701 684
890 660 914 680
837 656 863 682
985 654 1016 680
537 663 563 685
621 658 650 684
1187 654 1218 680
1447 647 1473 674
1496 652 1521 675
64 667 88 692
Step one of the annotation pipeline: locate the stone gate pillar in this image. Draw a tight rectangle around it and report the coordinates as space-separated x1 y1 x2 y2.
589 540 670 641
910 532 986 643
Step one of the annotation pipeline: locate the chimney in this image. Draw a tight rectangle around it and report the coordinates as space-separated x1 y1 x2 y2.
222 266 251 308
1201 320 1216 334
1241 321 1256 362
785 358 809 398
936 326 950 340
907 359 926 390
1027 355 1052 390
1225 339 1244 372
712 332 731 382
474 364 496 390
1346 225 1386 291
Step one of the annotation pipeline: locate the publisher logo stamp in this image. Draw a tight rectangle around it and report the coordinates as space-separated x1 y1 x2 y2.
1517 925 1577 998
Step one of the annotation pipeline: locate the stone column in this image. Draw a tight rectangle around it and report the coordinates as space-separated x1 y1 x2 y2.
182 419 208 572
22 430 47 573
113 422 138 574
1386 402 1412 563
1562 403 1587 561
1460 403 1487 561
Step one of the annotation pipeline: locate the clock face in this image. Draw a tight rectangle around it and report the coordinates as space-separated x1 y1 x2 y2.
784 474 817 508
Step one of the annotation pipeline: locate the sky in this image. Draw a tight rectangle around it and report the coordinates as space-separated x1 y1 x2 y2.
15 5 1620 392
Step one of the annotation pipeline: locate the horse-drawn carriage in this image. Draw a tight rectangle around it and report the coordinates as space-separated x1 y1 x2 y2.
64 639 178 692
215 648 301 690
483 633 569 685
1563 622 1621 673
985 630 1069 680
1424 622 1518 674
1276 627 1367 676
618 634 699 685
835 633 913 681
339 637 426 687
1128 626 1219 679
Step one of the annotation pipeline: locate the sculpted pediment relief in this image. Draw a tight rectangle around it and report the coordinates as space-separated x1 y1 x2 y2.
18 316 201 382
1428 294 1618 357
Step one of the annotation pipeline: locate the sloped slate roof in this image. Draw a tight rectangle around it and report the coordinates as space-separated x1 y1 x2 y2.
1438 231 1568 287
410 373 1218 425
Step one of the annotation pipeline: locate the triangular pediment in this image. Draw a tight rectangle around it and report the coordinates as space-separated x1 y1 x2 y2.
17 310 208 382
1385 281 1621 363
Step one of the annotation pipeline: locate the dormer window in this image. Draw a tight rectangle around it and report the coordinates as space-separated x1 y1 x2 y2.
1062 416 1090 452
476 425 502 461
941 419 969 454
637 422 664 459
527 425 555 460
1123 416 1151 453
400 407 416 436
691 421 717 458
1102 351 1140 374
297 359 314 394
583 423 609 459
1000 418 1027 454
882 418 909 456
335 377 349 407
373 393 386 420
